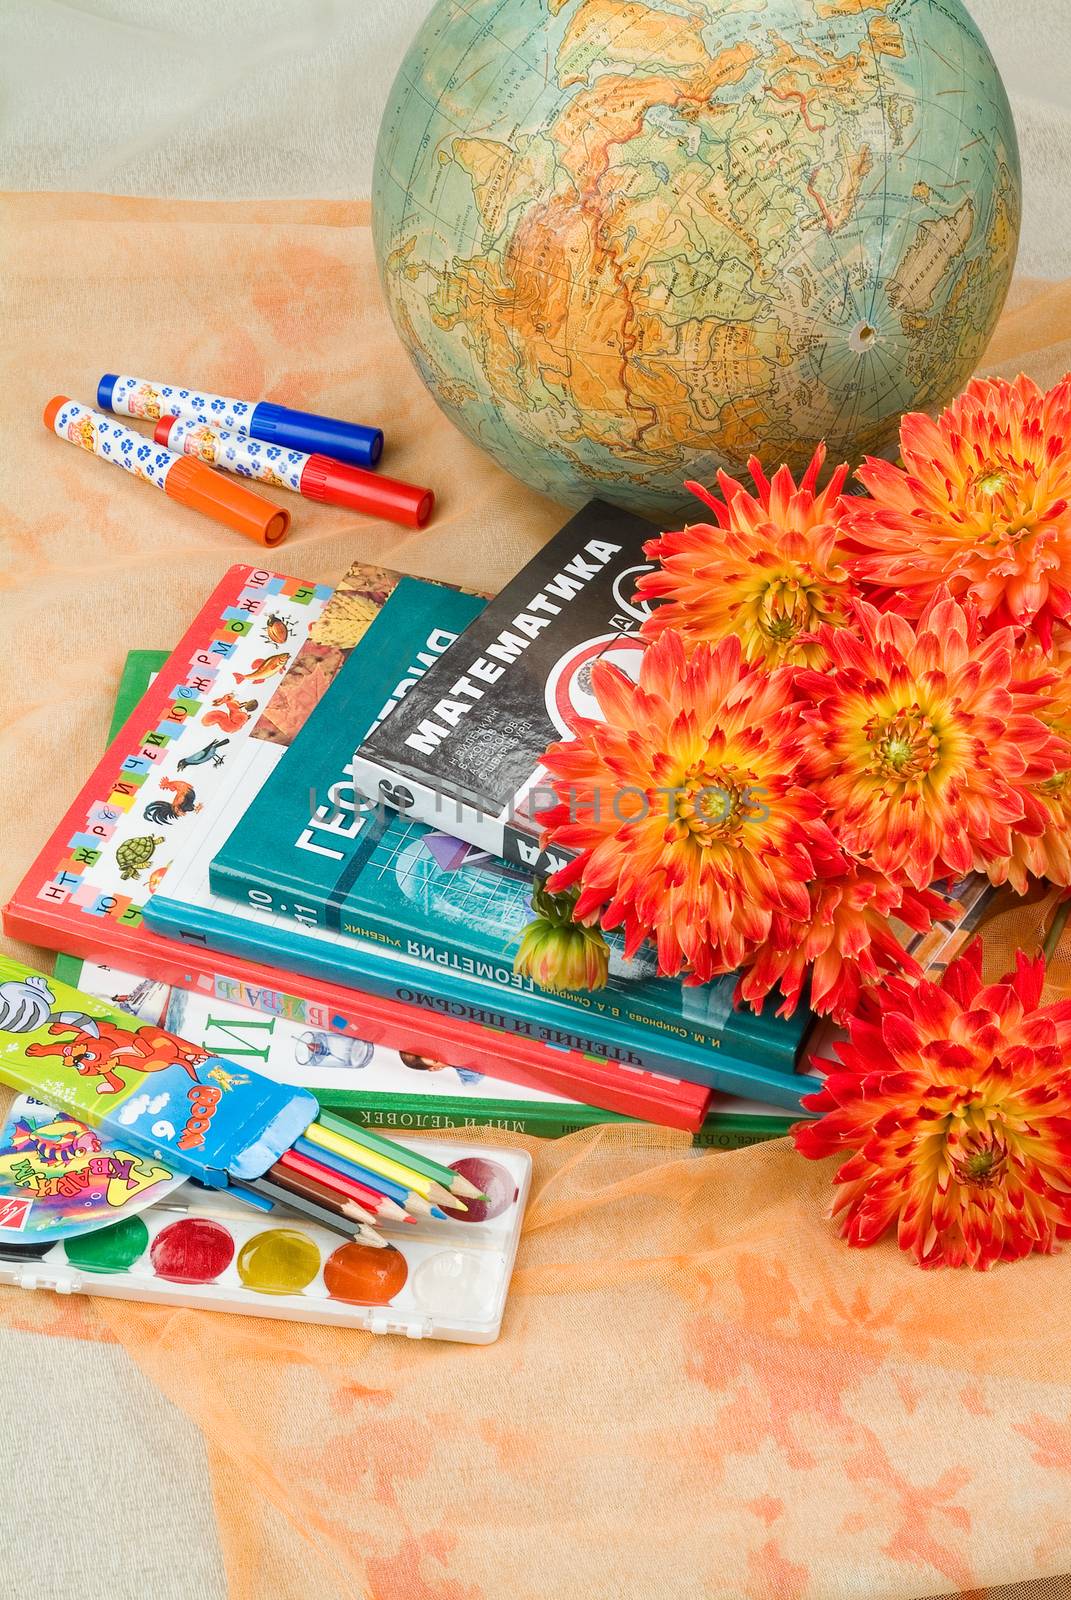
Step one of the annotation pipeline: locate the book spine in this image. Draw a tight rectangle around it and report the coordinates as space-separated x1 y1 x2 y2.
210 857 330 932
692 1121 795 1151
141 894 814 1113
328 1101 623 1139
213 859 795 1074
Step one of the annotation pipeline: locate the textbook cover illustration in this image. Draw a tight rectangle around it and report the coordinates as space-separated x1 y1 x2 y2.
252 563 434 746
4 562 332 950
351 499 655 873
212 575 814 1078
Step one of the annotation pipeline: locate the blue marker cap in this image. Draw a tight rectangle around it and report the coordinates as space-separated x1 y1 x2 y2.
251 401 384 469
97 372 119 412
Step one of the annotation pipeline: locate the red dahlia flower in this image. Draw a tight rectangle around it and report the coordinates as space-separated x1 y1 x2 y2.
795 942 1071 1269
738 856 945 1022
844 374 1071 648
537 630 836 981
638 446 854 667
987 636 1071 891
797 590 1064 889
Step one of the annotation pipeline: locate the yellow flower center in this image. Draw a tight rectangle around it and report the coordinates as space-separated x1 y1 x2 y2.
865 705 940 781
755 575 811 642
675 766 766 847
950 1133 1008 1189
938 1091 1015 1190
963 460 1040 542
748 567 839 648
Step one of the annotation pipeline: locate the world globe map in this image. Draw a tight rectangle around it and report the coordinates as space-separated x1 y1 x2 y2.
373 0 1021 518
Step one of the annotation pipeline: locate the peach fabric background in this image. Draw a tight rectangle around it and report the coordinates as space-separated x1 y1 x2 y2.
2 192 1071 1600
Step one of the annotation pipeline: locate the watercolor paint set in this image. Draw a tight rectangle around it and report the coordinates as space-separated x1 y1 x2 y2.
0 960 532 1340
0 1103 531 1343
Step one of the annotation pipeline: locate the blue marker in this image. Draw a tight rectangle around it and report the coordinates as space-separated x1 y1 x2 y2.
97 373 383 469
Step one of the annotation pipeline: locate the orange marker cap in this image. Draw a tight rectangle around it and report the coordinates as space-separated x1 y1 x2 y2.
166 456 291 548
44 393 291 548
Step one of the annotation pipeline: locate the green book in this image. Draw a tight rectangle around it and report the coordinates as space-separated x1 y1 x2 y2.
108 649 171 738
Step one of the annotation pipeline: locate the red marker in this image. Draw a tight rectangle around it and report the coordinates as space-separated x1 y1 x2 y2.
155 416 434 529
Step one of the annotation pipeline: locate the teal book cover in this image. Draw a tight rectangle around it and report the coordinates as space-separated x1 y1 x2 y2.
211 580 813 1073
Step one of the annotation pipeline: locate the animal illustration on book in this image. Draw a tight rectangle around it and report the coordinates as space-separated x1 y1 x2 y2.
0 974 58 1033
26 1018 207 1095
115 834 164 881
177 736 230 771
11 1113 101 1166
263 613 296 645
203 695 258 733
143 778 201 826
233 651 289 687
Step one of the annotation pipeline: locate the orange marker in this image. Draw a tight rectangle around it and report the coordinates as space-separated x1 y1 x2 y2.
43 396 291 547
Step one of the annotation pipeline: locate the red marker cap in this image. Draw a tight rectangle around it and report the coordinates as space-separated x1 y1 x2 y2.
299 454 434 529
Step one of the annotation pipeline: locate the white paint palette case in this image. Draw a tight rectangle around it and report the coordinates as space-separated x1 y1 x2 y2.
0 1139 532 1344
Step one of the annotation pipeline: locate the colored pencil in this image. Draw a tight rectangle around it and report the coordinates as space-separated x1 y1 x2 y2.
269 1164 385 1232
304 1121 466 1212
234 1173 387 1247
268 1165 378 1226
294 1134 448 1217
315 1109 486 1199
276 1147 414 1224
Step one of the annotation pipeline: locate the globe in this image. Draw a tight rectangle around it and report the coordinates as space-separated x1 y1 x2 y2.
373 0 1021 520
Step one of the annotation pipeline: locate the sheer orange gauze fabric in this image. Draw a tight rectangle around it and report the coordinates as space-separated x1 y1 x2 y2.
2 194 1071 1600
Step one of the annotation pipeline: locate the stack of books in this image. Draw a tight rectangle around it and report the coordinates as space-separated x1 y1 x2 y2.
5 507 993 1150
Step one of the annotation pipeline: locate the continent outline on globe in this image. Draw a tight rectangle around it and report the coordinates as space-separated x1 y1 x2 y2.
374 0 1021 519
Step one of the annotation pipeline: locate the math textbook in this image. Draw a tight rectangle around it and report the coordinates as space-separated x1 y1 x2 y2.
211 575 813 1079
1 568 712 1132
351 499 654 874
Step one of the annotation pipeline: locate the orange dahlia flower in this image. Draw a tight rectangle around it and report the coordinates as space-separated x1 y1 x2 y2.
537 630 836 981
638 446 854 667
738 856 945 1022
845 374 1071 648
795 942 1071 1269
987 636 1071 891
798 590 1063 889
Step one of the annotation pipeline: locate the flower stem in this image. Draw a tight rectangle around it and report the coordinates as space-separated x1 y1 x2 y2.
1042 895 1071 967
